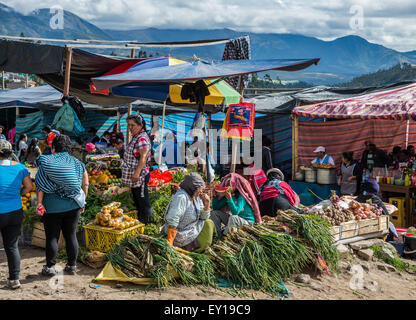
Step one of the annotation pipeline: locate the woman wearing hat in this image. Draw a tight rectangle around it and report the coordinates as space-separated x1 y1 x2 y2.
164 172 215 252
84 143 104 162
0 139 33 289
355 179 398 241
258 168 304 216
311 146 335 166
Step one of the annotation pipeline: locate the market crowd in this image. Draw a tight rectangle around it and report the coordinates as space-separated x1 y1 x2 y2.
0 116 408 289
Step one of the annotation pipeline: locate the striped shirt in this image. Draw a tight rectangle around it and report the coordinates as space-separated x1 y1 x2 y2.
34 152 85 200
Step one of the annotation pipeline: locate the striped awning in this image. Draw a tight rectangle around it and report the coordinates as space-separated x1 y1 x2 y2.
292 83 416 120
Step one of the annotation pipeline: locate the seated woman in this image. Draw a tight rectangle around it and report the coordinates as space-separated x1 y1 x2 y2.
355 179 399 242
211 173 261 237
164 172 215 252
258 168 303 217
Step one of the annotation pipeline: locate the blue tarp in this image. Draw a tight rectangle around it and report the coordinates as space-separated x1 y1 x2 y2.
0 85 199 115
0 85 62 107
92 58 320 90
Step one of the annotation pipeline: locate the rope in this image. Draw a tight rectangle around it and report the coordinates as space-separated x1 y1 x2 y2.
307 188 324 201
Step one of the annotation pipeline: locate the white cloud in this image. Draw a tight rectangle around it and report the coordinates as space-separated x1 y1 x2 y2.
2 0 415 51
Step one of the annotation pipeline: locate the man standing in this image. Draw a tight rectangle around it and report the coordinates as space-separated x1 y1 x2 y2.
361 141 388 170
42 125 58 155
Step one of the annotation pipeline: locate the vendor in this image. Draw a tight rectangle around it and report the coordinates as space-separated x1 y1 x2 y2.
361 141 388 171
122 114 153 224
86 128 100 144
164 172 215 252
84 143 104 162
85 143 104 155
355 179 398 242
115 139 125 159
258 168 303 216
99 131 111 146
211 173 261 237
338 151 361 196
311 146 335 166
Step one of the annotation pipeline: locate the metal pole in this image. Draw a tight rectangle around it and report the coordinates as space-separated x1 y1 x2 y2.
63 47 73 96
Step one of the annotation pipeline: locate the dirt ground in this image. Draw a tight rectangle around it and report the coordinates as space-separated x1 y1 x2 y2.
1 243 416 300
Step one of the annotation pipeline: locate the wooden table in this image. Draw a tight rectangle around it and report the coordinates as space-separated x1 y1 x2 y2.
379 183 416 226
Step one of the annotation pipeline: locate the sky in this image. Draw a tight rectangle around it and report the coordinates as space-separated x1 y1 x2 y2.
3 0 416 52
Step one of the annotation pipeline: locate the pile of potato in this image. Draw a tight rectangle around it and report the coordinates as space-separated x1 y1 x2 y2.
312 205 355 226
94 201 141 230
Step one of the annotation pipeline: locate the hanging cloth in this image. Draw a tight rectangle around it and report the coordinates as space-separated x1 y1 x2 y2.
222 36 251 90
52 103 75 132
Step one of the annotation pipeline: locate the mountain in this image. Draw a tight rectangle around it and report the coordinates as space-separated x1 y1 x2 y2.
29 8 112 40
0 3 111 40
104 29 416 84
1 2 415 85
337 63 416 87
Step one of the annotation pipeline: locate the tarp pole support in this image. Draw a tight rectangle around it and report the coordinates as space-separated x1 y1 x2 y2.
116 108 120 132
126 104 132 144
130 49 135 58
230 76 244 173
2 70 5 90
63 46 73 97
158 99 167 166
207 113 212 181
208 113 212 155
292 114 299 180
406 120 410 148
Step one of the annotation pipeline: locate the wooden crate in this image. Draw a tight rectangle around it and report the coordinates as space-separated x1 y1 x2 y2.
31 222 65 250
330 216 389 242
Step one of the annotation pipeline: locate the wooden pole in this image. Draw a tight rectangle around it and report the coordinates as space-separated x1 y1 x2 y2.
126 104 132 144
158 100 167 165
63 46 73 96
130 48 135 58
1 71 4 90
116 109 120 132
292 114 299 180
207 113 212 156
230 76 244 173
406 120 410 148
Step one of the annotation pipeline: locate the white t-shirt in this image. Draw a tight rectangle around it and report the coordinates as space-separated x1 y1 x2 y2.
311 154 335 166
17 140 28 159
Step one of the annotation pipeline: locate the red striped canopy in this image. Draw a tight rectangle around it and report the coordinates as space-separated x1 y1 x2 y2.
292 83 416 120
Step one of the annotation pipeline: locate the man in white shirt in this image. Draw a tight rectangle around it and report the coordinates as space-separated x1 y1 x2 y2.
311 146 335 166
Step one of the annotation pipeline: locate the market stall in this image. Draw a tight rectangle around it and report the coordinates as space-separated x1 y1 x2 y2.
292 82 416 226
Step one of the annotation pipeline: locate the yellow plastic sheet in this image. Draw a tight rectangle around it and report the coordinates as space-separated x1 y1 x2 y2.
95 262 154 285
